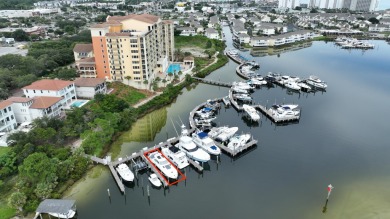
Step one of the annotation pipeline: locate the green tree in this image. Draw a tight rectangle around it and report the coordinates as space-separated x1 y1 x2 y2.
35 182 54 200
206 40 212 49
124 75 131 86
8 192 27 212
18 152 58 184
12 29 29 41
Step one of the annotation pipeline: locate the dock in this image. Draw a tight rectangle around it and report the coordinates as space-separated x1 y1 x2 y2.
222 96 231 106
108 164 126 192
192 77 232 88
226 51 247 64
187 158 204 172
235 64 250 79
228 89 243 111
214 140 258 157
188 98 223 130
255 104 300 123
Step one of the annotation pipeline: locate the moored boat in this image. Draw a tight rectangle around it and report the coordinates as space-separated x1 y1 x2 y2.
148 151 178 179
148 173 162 187
116 162 135 182
192 132 221 155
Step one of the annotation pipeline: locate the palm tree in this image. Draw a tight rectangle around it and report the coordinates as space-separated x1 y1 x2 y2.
162 78 167 87
124 76 131 86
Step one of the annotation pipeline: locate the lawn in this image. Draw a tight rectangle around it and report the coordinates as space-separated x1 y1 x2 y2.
175 35 226 52
108 82 152 105
0 205 16 219
0 147 10 156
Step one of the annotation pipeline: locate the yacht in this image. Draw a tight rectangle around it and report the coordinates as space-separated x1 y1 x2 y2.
226 49 239 56
192 132 221 155
305 75 327 89
49 210 76 219
217 127 239 142
175 135 210 162
297 82 311 92
245 60 260 69
265 72 282 82
234 94 252 102
116 162 135 182
232 81 254 90
227 134 251 151
231 86 248 94
148 173 162 187
269 104 300 119
285 81 301 91
208 126 228 139
148 151 178 179
161 147 189 169
243 104 261 121
248 78 267 86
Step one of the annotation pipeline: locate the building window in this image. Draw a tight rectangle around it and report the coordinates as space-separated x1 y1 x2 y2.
130 39 137 43
99 31 102 36
131 50 138 53
132 55 139 59
33 90 36 93
131 44 138 48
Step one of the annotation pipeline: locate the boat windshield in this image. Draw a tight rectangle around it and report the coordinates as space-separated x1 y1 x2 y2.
185 147 198 153
164 164 172 169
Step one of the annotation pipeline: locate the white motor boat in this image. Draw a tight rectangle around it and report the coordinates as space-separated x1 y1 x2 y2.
231 86 248 94
297 82 311 91
49 210 76 219
243 104 261 121
148 173 162 187
232 82 254 90
265 72 282 82
305 75 327 89
208 126 228 139
192 132 221 155
176 136 210 162
269 104 300 119
217 127 239 142
227 134 251 151
234 94 252 102
285 81 301 91
116 162 135 182
148 151 178 179
161 147 189 169
248 78 267 86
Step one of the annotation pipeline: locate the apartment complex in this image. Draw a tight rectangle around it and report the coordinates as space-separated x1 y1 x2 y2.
309 0 378 11
278 0 300 8
74 14 174 88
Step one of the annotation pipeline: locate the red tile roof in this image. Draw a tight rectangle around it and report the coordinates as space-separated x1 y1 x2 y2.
73 44 93 53
0 100 12 110
30 96 63 109
23 79 74 91
107 14 160 24
7 97 33 103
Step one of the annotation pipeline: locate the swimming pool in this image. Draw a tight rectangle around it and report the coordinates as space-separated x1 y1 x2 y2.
166 64 181 74
71 100 87 108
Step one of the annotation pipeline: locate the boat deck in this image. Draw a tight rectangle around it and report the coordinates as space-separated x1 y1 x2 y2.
254 104 300 123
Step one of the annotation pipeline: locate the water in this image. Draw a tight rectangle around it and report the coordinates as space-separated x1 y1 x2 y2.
65 27 390 219
166 63 181 74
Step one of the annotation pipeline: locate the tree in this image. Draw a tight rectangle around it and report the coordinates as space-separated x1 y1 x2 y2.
368 17 379 24
162 78 167 87
124 75 131 86
18 152 58 184
12 29 29 41
8 192 27 212
206 40 212 49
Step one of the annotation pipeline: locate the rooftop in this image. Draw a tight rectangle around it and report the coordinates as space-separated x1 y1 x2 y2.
30 96 63 109
23 79 74 91
36 199 76 215
73 44 93 53
74 78 105 87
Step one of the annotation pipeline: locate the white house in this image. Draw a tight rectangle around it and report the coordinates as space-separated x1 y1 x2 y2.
0 100 17 133
6 97 33 124
28 96 63 121
178 27 197 36
250 36 270 47
74 78 107 99
238 33 250 44
368 24 390 32
22 79 77 107
205 28 219 39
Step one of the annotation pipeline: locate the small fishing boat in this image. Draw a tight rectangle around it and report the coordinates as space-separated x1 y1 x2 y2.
116 162 135 182
217 127 239 142
148 173 162 187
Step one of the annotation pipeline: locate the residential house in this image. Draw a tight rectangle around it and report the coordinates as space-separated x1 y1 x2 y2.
0 100 17 133
368 24 390 32
205 28 219 39
238 33 250 44
22 79 77 107
74 78 107 99
208 15 219 28
178 27 197 36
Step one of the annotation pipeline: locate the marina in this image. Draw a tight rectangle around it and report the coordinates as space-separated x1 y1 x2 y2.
65 26 390 219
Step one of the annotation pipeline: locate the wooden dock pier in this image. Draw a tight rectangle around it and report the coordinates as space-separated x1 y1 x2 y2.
187 159 204 172
255 104 300 123
108 164 125 193
140 154 169 187
192 77 232 88
214 140 258 157
235 64 250 79
229 89 243 111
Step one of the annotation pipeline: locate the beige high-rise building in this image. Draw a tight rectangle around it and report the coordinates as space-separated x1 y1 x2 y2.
74 14 174 88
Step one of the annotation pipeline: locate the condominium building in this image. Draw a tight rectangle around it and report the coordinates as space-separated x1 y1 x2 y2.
0 101 17 133
278 0 300 8
74 14 174 89
310 0 378 11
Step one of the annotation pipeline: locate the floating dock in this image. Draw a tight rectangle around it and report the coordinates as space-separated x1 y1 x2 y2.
254 104 300 123
214 139 258 157
235 64 250 79
192 77 232 88
228 89 243 111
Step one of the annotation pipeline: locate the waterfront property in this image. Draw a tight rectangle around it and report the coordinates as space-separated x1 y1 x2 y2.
166 63 181 74
73 14 175 90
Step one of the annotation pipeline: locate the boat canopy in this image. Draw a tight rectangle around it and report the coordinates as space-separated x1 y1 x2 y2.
36 199 76 215
197 132 208 139
202 107 213 112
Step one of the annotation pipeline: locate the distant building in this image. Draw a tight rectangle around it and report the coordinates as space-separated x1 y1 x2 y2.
0 100 18 133
278 0 300 9
310 0 378 11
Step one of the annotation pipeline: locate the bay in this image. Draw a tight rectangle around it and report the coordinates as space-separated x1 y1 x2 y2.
64 27 390 219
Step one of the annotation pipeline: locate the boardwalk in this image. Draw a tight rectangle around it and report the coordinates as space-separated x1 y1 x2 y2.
235 64 250 79
192 77 232 88
108 164 125 192
187 158 204 172
255 104 300 123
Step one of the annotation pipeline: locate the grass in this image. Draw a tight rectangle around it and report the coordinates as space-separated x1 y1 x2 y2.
175 35 226 52
108 82 150 105
0 205 16 219
0 147 10 156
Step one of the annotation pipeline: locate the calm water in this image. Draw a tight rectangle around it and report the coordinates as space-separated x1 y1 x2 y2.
65 27 390 219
